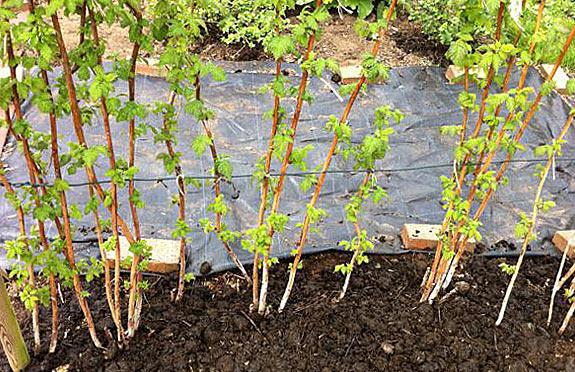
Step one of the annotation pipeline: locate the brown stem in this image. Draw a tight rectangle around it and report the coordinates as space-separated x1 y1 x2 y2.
90 184 117 326
471 27 525 180
278 0 398 312
87 7 124 343
423 66 470 301
447 24 575 292
459 68 470 144
161 93 187 302
50 10 136 246
193 77 250 282
4 28 60 352
559 299 575 334
32 0 115 320
432 2 546 296
79 1 86 46
473 0 545 181
0 167 40 353
338 172 371 300
497 113 574 326
70 0 87 74
422 2 507 299
445 0 551 274
44 90 103 349
549 243 572 326
50 7 105 348
257 0 323 314
125 7 143 338
252 57 282 310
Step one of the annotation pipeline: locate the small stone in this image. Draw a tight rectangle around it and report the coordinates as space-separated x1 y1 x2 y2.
200 261 212 275
202 324 220 345
455 281 470 294
381 341 394 355
215 355 235 372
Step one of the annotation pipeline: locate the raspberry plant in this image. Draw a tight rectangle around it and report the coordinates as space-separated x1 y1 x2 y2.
246 0 293 310
421 1 575 303
278 0 398 312
335 106 402 300
241 0 336 315
498 108 575 327
150 0 249 302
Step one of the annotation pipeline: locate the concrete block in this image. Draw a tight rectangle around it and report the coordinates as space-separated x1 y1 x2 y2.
445 65 486 84
540 64 570 94
552 230 575 259
135 58 167 78
105 237 181 273
340 65 362 84
401 223 475 252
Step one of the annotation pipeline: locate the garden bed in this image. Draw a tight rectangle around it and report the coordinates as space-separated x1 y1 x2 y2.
7 252 575 371
57 12 446 66
2 1 575 370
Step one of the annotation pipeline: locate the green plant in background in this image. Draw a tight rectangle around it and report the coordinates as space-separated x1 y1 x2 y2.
401 0 500 46
404 0 575 70
516 0 575 70
338 0 392 19
208 0 277 47
203 0 389 51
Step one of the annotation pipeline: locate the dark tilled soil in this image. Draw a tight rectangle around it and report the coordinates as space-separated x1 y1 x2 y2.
6 252 575 371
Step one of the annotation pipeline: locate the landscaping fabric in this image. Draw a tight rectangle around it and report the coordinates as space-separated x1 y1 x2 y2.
0 62 573 275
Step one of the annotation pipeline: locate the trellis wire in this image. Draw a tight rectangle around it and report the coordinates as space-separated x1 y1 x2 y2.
4 157 575 189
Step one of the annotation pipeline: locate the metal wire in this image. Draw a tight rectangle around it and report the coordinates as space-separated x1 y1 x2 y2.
5 157 575 189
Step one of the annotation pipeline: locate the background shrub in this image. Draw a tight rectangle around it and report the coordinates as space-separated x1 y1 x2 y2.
202 0 277 47
518 0 575 70
403 0 575 70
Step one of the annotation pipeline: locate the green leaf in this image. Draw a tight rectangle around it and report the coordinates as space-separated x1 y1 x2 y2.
192 134 212 157
69 204 82 220
267 35 295 60
54 179 69 192
215 156 233 180
567 79 575 96
46 0 64 16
